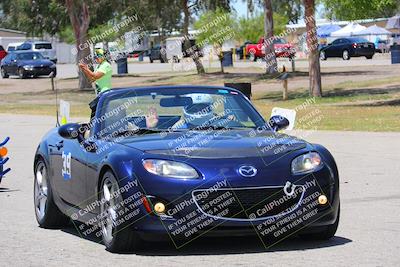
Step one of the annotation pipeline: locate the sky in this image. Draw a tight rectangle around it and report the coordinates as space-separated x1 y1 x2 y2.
231 1 326 22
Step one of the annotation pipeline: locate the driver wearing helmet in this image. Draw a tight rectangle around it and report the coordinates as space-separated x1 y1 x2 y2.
173 93 214 129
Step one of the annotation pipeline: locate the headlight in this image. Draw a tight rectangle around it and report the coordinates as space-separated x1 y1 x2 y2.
291 152 322 174
142 159 199 179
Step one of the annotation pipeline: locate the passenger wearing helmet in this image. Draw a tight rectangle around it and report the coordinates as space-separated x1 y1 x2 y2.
173 93 214 129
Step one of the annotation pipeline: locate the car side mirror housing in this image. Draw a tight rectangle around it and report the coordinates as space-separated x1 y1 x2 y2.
58 123 81 139
269 115 290 132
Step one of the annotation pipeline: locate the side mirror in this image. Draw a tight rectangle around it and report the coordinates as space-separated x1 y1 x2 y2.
58 123 81 139
269 115 290 132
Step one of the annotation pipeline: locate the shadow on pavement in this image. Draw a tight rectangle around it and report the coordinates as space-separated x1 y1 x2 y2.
61 223 351 256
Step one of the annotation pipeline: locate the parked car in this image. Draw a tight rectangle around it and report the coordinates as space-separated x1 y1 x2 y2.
245 37 296 61
376 40 390 53
16 41 57 63
319 37 375 60
7 42 23 52
1 51 56 79
148 44 167 63
0 45 7 61
33 85 340 253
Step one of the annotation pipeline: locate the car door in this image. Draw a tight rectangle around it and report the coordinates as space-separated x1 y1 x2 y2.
8 53 18 74
50 136 89 209
329 39 342 57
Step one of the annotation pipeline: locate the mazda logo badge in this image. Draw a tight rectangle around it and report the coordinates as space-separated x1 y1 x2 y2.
238 165 257 177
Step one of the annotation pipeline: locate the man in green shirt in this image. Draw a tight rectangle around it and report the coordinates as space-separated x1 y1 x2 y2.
79 48 112 94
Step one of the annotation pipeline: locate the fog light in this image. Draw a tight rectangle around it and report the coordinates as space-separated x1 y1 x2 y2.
318 195 328 205
154 202 166 214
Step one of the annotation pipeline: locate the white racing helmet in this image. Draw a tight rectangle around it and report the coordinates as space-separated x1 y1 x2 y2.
183 93 214 126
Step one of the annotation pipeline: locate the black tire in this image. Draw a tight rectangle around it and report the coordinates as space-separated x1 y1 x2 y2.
18 67 26 79
1 67 9 78
150 57 154 63
50 70 57 78
342 50 350 60
300 204 340 240
100 171 141 252
34 159 70 228
320 51 327 60
366 55 373 59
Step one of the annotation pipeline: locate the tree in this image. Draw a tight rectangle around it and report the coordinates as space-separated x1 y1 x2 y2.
194 8 236 73
304 0 321 97
182 0 205 74
323 0 399 20
263 0 277 74
272 0 303 24
65 0 92 90
237 13 288 43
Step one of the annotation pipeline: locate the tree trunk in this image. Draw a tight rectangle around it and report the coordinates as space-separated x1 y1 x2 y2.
182 0 205 74
264 0 278 74
65 0 92 90
304 0 322 97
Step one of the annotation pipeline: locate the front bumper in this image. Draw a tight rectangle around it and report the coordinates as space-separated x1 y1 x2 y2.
128 165 339 242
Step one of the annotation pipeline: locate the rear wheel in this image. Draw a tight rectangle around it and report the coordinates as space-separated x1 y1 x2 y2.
100 171 141 252
1 67 9 78
342 50 350 60
34 159 70 228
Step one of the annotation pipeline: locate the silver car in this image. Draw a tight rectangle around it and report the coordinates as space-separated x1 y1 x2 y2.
17 41 57 63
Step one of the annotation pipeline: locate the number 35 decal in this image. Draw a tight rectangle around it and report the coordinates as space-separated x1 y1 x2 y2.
62 151 72 180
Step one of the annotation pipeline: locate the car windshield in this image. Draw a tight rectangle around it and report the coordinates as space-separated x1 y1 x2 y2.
273 38 287 44
98 88 266 137
16 52 44 60
35 43 52 49
349 38 369 43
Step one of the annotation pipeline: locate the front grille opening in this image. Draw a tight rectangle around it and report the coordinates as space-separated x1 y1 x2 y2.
193 187 303 220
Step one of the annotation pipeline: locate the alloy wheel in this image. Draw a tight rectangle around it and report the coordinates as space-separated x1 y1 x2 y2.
34 162 48 221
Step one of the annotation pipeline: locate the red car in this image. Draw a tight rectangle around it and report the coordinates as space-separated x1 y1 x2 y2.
245 37 296 61
0 45 7 61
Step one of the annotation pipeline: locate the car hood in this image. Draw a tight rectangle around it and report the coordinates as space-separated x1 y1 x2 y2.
19 59 53 66
116 130 308 158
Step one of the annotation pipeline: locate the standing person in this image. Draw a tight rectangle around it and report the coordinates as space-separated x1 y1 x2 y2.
79 48 112 95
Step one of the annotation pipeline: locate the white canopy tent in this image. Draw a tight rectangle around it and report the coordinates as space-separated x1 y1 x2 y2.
354 24 391 41
331 22 366 37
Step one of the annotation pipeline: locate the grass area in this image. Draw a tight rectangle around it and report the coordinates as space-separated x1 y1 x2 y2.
1 73 399 132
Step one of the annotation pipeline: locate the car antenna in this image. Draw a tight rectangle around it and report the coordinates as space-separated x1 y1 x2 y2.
52 76 60 127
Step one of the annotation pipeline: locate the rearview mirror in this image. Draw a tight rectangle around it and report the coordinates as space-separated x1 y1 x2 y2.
160 96 193 107
268 115 290 132
58 123 81 139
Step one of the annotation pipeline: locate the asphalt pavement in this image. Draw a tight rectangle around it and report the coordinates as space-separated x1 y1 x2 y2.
0 114 399 266
55 54 392 79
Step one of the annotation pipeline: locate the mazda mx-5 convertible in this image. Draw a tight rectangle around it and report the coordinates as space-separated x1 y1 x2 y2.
34 86 340 252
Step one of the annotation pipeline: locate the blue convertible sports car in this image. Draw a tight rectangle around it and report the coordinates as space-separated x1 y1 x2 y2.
34 86 340 252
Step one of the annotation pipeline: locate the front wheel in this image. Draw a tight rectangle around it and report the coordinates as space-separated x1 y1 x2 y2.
320 51 327 60
34 159 70 228
366 55 373 59
1 67 9 78
18 68 26 79
300 204 340 240
100 171 141 252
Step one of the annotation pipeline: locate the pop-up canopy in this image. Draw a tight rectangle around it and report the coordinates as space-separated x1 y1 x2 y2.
386 14 400 30
317 24 342 38
331 22 366 37
355 25 391 35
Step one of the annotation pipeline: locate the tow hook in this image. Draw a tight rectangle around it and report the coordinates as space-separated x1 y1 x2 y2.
283 181 295 196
